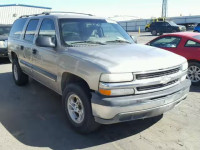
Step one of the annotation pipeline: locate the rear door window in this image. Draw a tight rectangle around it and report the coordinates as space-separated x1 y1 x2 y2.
150 36 181 48
24 19 39 43
185 40 200 47
9 18 27 38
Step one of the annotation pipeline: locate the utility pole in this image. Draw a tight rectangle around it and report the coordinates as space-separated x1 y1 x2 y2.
162 0 168 18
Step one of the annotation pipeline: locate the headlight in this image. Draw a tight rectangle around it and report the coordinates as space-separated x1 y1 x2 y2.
100 73 133 83
99 73 134 96
181 62 188 71
99 88 135 96
0 40 7 48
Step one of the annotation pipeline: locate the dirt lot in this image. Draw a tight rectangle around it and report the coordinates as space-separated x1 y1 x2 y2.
0 32 200 150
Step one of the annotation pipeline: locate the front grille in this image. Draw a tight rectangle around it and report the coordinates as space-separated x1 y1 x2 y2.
136 67 180 80
137 79 179 91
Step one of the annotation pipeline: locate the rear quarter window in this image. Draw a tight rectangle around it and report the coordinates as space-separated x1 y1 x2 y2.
185 40 200 47
9 18 27 38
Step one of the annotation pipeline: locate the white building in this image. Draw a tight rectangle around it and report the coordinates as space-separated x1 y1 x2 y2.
0 4 51 24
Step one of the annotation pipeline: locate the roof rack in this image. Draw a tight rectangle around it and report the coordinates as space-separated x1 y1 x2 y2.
19 11 94 18
42 11 93 16
19 13 45 18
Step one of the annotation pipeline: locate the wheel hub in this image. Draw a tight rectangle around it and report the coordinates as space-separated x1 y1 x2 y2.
188 65 200 83
67 94 85 124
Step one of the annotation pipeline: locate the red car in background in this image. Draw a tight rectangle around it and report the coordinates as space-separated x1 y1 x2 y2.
147 32 200 85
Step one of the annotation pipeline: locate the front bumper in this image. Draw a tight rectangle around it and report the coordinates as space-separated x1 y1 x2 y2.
0 48 8 58
91 80 191 124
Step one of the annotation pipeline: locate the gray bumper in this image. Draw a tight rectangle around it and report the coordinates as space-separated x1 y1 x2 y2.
91 80 191 124
0 48 8 57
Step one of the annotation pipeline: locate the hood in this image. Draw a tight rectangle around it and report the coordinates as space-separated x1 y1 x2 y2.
67 44 186 73
0 35 8 41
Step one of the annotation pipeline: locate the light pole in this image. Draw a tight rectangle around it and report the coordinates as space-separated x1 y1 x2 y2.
162 0 168 18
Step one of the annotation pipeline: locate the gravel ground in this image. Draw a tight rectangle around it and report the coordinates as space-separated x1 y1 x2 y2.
0 32 199 150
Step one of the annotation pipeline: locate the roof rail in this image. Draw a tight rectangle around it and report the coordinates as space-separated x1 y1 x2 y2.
42 11 93 16
19 11 93 18
19 13 44 18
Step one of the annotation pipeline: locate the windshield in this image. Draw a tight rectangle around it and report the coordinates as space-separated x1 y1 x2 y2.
0 26 11 36
59 19 133 46
168 21 178 26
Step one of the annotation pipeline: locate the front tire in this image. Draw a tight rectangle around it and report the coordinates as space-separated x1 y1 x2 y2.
62 83 100 133
12 58 29 86
151 30 157 36
187 62 200 86
172 30 177 33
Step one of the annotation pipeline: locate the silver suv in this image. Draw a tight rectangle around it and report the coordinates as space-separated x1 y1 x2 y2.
8 12 191 133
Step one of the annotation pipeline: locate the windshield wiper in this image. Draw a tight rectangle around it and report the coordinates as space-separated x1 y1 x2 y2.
106 39 131 44
69 41 106 45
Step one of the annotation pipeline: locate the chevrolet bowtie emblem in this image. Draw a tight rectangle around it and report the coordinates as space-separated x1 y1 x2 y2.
161 76 171 84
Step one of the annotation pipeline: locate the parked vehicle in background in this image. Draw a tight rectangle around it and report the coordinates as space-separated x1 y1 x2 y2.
194 23 200 32
145 17 166 32
8 12 191 133
150 21 186 36
0 25 11 58
147 32 200 85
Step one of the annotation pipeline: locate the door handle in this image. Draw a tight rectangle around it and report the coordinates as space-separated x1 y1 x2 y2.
32 49 37 54
20 45 24 50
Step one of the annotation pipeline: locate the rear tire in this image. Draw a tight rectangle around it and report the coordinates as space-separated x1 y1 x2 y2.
62 83 100 133
187 62 200 86
12 58 29 86
145 27 149 32
151 30 157 36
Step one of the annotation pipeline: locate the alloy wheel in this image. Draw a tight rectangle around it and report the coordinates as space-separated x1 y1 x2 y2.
67 94 85 124
187 65 200 83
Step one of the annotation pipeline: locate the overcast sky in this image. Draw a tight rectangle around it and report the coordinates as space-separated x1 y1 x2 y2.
0 0 199 18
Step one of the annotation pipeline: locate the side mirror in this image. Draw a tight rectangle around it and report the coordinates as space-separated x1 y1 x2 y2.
130 35 137 43
36 36 56 48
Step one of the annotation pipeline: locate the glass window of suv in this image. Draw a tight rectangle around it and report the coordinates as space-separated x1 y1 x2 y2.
39 19 55 38
0 26 11 36
150 36 181 48
168 21 178 26
9 18 27 38
59 19 133 46
24 19 39 42
185 40 200 47
163 22 170 26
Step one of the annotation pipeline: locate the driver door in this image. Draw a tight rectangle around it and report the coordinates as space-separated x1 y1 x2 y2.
32 18 58 91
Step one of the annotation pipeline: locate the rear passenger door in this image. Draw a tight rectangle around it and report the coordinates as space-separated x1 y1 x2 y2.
21 19 39 75
8 18 28 72
32 18 58 91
